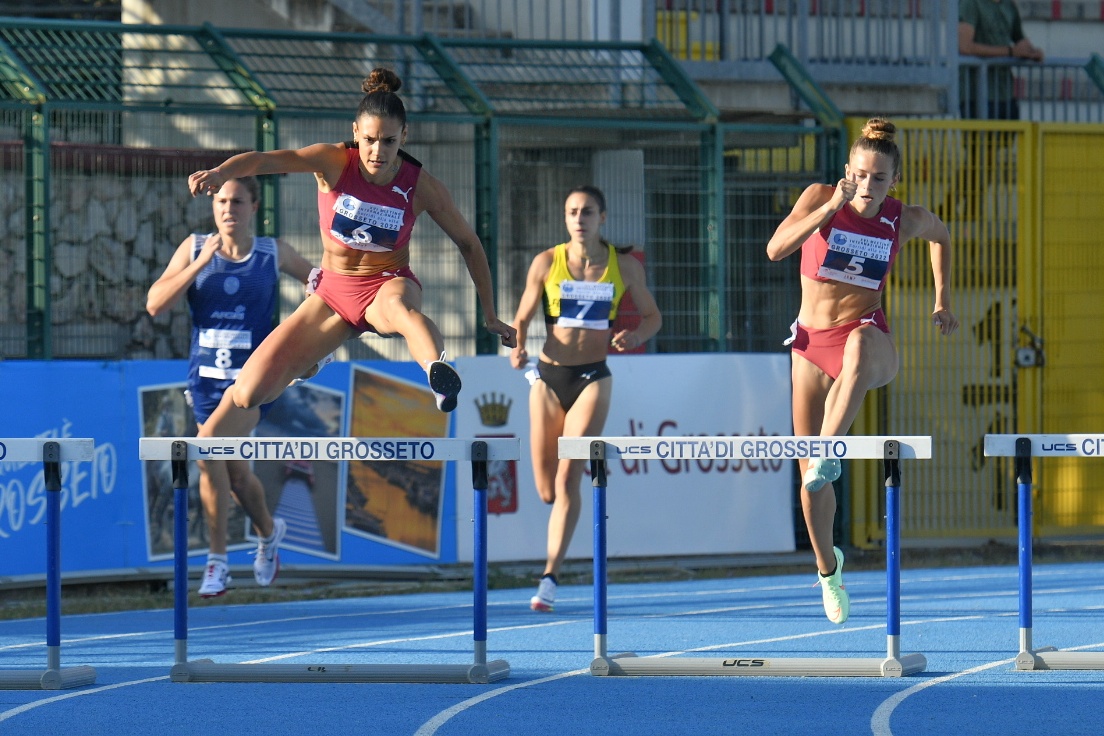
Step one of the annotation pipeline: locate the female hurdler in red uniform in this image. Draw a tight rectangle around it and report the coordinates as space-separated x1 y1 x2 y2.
187 67 516 423
767 118 958 624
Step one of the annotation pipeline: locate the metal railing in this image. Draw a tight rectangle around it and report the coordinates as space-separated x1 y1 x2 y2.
650 0 954 84
959 56 1104 122
354 1 1104 121
373 1 957 89
0 18 755 361
329 0 603 39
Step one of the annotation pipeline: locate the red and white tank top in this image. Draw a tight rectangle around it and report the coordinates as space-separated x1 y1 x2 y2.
799 196 903 292
317 146 422 255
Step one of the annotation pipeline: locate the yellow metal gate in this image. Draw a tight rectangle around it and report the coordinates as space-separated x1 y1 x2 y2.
849 120 1104 548
1034 125 1104 536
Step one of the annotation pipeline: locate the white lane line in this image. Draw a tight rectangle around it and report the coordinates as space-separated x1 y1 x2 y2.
0 676 168 723
0 619 580 725
241 619 577 663
870 640 1104 736
413 612 987 736
632 582 1104 620
5 576 1097 653
0 601 517 652
870 659 1015 736
413 668 590 736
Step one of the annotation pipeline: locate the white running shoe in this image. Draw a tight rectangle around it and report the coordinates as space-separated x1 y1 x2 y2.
428 358 462 413
530 576 556 612
803 457 842 492
818 546 850 625
253 517 287 587
198 560 230 598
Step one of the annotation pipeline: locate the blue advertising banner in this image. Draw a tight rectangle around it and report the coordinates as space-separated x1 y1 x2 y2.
2 354 795 580
0 360 460 578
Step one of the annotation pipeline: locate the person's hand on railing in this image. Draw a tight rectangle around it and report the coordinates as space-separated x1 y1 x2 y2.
1011 38 1044 63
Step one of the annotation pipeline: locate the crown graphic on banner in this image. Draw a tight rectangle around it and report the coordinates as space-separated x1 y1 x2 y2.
474 393 512 427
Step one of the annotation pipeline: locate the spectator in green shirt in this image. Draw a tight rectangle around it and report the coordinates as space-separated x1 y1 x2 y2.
958 0 1044 119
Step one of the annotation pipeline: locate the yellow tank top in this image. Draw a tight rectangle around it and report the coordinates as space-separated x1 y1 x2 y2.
542 242 626 328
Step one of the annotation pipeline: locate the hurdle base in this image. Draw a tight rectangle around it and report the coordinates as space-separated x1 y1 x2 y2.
590 652 638 676
0 666 98 690
591 653 925 678
171 659 509 684
1016 647 1104 671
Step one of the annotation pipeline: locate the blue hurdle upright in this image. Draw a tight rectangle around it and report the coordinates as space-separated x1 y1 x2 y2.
0 439 98 690
139 436 517 684
559 435 931 678
985 434 1104 671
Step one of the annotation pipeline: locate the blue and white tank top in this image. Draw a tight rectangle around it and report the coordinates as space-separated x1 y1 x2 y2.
186 234 279 390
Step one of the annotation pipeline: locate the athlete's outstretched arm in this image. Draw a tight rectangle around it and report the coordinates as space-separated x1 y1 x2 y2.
902 204 958 336
418 171 517 348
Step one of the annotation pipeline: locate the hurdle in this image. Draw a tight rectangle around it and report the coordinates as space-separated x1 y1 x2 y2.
560 435 931 677
984 434 1104 671
0 438 98 690
139 436 517 684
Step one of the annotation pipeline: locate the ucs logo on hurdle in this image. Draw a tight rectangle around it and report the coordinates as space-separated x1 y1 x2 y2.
722 659 768 668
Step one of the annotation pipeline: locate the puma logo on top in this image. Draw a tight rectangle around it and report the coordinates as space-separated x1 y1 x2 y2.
879 215 898 231
392 185 414 203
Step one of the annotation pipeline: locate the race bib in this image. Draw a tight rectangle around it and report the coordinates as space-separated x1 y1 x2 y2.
330 194 405 252
557 280 615 329
816 227 892 290
197 328 253 351
196 328 251 380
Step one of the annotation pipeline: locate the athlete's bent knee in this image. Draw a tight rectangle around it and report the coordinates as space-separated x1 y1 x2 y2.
230 381 265 410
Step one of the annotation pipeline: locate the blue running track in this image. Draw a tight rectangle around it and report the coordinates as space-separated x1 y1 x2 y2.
2 561 1102 735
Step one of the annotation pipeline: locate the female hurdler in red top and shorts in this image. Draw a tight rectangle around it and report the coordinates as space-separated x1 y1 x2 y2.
784 196 903 379
309 145 423 333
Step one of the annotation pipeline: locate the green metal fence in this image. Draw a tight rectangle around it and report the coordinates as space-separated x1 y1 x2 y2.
0 17 832 361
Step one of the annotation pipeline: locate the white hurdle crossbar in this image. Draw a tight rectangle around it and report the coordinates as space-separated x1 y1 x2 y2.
0 439 98 690
985 434 1104 671
559 435 932 678
139 436 518 684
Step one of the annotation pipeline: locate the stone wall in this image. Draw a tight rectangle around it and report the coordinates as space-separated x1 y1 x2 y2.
0 146 214 360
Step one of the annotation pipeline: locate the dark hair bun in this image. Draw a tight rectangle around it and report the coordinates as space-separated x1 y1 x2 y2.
362 68 402 95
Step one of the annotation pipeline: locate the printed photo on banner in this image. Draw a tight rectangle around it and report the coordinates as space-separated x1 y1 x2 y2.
138 383 247 560
346 365 449 557
252 383 345 560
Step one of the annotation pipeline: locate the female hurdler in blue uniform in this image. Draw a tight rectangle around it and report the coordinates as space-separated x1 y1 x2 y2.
147 176 313 597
